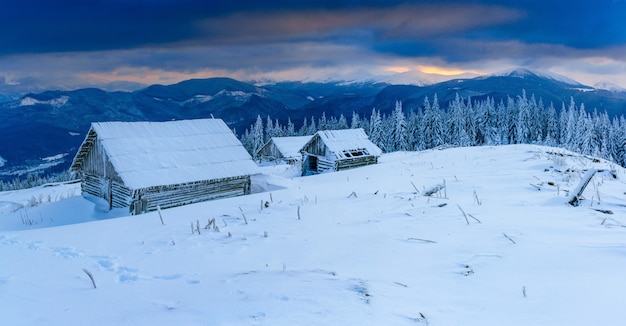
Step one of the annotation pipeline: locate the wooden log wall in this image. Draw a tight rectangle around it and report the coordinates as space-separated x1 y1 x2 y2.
82 173 105 198
336 155 378 171
316 156 335 173
130 175 251 214
111 181 133 208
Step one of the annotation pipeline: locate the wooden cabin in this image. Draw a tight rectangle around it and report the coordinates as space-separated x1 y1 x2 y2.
300 128 382 175
70 118 259 215
256 136 312 164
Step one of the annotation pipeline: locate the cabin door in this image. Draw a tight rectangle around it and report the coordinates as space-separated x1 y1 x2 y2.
302 154 318 175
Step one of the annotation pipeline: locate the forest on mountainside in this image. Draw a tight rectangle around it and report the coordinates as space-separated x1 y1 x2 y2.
241 91 626 168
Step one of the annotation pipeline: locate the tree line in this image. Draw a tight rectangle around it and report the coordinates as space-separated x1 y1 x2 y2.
240 90 626 168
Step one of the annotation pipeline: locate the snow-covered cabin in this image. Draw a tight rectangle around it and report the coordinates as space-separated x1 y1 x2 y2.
70 118 259 215
300 128 382 175
256 136 312 164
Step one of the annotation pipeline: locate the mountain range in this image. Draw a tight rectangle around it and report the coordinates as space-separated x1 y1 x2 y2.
2 68 626 181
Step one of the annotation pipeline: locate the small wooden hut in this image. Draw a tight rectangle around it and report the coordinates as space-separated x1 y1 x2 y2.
70 118 259 214
256 136 312 163
300 128 382 175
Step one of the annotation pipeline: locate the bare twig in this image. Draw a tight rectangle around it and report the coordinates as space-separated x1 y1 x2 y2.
468 214 482 223
83 268 97 289
239 207 248 224
297 206 301 220
348 191 358 198
457 205 469 225
410 181 420 194
473 190 481 205
503 232 516 244
407 238 437 243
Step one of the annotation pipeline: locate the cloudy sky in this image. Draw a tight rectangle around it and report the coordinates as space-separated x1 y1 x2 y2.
1 0 625 92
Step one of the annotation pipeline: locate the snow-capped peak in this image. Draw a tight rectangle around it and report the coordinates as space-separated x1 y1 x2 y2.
488 68 583 86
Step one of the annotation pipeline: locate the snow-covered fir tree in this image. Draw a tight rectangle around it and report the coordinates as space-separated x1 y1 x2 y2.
391 101 408 151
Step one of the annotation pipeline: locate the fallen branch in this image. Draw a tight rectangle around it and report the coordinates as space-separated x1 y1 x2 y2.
567 169 597 206
424 184 445 197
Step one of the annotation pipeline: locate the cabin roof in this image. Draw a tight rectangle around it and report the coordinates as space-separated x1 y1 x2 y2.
303 128 383 159
71 118 259 189
260 136 312 160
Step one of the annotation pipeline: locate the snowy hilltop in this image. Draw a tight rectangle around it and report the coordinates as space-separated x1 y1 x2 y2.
1 144 626 325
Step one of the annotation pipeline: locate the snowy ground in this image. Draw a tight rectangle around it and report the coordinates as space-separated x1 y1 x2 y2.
2 144 626 325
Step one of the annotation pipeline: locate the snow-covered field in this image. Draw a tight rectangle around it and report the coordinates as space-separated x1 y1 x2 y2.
2 144 626 325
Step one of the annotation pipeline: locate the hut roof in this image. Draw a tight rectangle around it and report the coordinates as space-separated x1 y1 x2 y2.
71 118 259 189
262 136 312 160
304 129 383 159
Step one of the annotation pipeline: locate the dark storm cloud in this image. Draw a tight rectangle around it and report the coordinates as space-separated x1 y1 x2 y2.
2 0 623 57
0 0 394 55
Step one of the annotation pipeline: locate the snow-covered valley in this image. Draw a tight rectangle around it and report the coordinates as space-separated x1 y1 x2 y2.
1 144 626 325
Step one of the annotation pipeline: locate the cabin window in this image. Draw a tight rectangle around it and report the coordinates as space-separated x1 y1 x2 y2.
342 148 369 158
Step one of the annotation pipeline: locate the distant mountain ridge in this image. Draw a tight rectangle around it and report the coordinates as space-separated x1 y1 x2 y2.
2 69 626 181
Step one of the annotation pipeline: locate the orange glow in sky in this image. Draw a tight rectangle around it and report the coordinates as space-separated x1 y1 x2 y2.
418 65 478 76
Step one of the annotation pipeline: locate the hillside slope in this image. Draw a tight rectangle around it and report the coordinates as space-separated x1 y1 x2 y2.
1 145 626 325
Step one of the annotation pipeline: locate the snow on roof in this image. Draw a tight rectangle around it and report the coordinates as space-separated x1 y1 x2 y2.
88 119 258 189
268 136 312 160
308 128 382 159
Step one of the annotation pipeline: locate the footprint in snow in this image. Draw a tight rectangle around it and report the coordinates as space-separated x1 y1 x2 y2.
51 246 84 259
